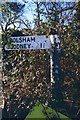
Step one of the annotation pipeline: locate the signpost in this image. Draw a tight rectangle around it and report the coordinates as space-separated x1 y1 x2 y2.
5 35 51 50
5 35 55 84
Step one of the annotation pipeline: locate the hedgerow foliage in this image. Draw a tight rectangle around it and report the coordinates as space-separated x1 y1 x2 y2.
1 1 80 119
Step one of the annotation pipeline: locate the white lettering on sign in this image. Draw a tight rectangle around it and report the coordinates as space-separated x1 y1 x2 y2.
5 35 51 50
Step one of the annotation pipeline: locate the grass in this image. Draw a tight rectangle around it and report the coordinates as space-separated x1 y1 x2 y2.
25 101 72 120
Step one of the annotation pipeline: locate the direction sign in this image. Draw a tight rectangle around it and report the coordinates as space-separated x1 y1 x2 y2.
5 35 51 50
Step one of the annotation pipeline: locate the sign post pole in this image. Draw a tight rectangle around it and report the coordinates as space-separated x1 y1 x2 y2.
5 35 55 84
50 35 55 84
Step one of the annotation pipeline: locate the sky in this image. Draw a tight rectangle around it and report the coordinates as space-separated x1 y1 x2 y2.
21 1 76 27
23 2 36 22
0 0 77 30
21 2 36 29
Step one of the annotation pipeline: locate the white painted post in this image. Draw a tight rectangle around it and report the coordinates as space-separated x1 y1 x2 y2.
50 35 55 84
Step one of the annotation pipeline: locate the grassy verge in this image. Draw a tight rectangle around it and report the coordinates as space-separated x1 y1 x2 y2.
25 102 72 120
